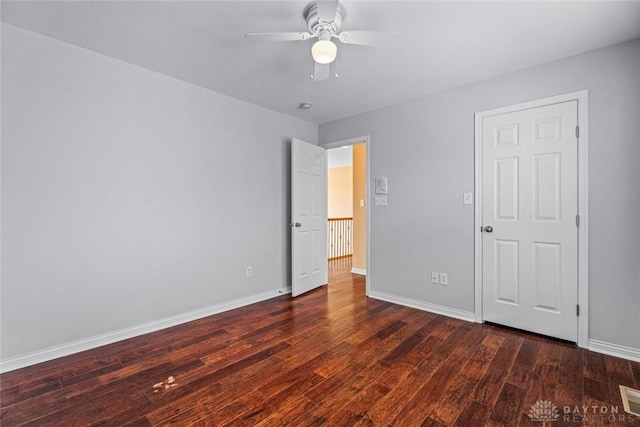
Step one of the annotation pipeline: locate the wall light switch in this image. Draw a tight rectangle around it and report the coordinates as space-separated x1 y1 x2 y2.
374 195 387 206
439 273 448 285
359 199 365 207
463 193 473 205
431 272 439 284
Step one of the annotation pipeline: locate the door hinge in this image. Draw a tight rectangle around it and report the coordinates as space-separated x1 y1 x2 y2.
576 304 580 316
575 125 580 139
576 214 580 228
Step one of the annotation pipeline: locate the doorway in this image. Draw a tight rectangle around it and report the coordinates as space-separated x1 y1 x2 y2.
474 91 589 346
323 136 370 295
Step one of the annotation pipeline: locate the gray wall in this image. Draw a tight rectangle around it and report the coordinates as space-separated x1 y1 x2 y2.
1 24 317 359
320 38 640 350
2 21 639 363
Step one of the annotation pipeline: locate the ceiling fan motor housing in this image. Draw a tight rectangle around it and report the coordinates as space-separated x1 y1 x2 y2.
303 2 344 38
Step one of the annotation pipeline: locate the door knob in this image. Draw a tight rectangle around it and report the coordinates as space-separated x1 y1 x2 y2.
483 225 493 233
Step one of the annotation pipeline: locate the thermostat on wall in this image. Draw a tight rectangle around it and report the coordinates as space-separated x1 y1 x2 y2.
375 177 388 194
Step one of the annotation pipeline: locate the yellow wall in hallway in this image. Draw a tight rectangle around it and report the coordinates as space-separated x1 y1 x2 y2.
327 166 353 218
352 144 366 271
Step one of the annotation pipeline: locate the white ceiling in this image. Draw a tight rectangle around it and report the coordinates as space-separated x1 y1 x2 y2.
3 1 640 124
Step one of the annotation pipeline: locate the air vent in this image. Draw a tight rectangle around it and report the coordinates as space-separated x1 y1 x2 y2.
620 385 640 416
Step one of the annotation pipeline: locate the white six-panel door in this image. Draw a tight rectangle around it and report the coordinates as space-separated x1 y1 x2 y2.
291 139 328 297
482 101 578 341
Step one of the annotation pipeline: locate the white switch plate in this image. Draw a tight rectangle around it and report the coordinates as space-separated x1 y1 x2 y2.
375 177 388 194
374 195 387 206
431 272 439 284
359 199 365 207
439 273 448 285
463 193 473 205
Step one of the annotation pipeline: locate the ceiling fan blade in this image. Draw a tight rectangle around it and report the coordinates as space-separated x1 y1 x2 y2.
244 32 311 43
337 31 403 47
317 0 339 22
312 62 330 82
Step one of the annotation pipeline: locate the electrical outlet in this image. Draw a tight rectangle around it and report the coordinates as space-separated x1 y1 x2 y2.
431 272 439 284
439 273 448 285
246 266 253 277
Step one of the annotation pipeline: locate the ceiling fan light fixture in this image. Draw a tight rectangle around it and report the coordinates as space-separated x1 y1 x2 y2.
311 39 337 64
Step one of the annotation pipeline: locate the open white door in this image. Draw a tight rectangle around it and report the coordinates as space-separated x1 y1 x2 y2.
291 139 328 297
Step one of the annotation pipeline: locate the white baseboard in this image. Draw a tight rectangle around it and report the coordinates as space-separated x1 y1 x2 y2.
0 288 290 373
369 291 475 322
351 268 366 275
588 339 640 363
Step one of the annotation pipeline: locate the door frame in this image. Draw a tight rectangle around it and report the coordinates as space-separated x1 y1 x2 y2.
474 91 589 347
321 135 371 296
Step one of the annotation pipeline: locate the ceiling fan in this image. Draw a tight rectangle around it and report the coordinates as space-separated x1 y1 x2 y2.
244 1 401 81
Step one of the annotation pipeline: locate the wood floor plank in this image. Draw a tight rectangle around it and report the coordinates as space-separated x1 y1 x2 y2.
632 362 640 387
196 389 267 426
506 339 541 388
453 400 492 426
91 384 196 427
366 362 438 424
253 394 318 427
2 259 639 426
337 382 391 421
583 349 608 381
391 351 470 426
0 388 70 426
420 417 449 427
0 355 100 391
471 334 522 407
605 354 637 395
521 340 563 413
488 382 527 426
239 371 324 425
430 334 503 425
415 324 474 375
0 377 61 407
583 377 614 403
146 380 245 424
38 361 198 426
554 345 584 406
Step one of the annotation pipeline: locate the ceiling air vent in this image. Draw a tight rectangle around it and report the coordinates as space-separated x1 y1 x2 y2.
620 385 640 416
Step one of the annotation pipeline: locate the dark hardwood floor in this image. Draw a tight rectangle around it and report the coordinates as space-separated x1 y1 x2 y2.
1 257 639 426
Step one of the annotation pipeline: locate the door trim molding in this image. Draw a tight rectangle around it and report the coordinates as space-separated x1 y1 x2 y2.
473 90 589 348
321 135 371 296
